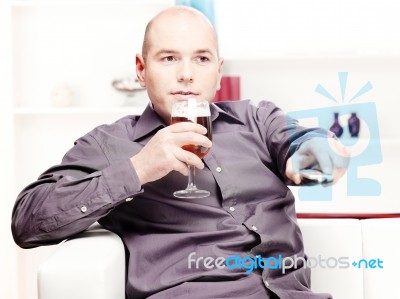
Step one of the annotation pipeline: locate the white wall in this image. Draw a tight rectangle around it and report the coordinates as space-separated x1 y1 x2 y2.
215 0 400 58
6 2 173 299
223 57 400 139
215 0 400 215
0 1 18 299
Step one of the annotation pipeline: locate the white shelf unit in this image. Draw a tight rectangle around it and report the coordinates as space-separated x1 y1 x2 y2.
11 0 171 6
13 105 146 115
3 1 173 299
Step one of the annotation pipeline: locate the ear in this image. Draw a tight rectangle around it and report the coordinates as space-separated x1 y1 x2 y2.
216 57 224 91
136 54 146 88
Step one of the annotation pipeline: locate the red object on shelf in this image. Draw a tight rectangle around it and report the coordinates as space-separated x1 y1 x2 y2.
296 213 400 219
213 76 240 102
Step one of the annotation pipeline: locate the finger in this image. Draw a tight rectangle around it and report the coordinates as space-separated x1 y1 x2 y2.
168 122 208 135
331 167 347 185
173 148 205 170
328 138 351 157
174 132 212 148
314 152 333 175
286 151 316 184
172 160 190 176
290 143 318 170
328 138 351 169
285 157 302 184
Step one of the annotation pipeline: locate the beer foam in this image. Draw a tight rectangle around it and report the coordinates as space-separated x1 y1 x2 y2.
192 98 211 116
172 98 211 117
187 98 197 118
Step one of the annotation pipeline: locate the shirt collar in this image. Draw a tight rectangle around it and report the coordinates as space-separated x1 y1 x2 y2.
211 102 245 125
132 104 166 141
132 101 245 141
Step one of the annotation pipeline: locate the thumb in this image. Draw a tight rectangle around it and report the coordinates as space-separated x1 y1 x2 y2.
286 157 302 184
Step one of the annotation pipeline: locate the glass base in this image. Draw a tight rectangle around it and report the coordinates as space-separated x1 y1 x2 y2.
173 188 210 199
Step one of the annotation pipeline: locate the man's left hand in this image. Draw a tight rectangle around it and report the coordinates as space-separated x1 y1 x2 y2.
285 137 351 185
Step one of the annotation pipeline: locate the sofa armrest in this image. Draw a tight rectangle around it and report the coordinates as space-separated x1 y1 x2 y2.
298 218 364 299
37 224 126 299
362 218 400 299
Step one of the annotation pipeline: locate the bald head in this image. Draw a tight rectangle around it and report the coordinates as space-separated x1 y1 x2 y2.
141 6 219 61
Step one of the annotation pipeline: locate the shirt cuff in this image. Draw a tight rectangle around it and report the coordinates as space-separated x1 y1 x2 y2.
101 159 143 204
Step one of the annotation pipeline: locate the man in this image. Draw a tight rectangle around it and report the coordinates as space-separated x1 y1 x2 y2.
12 6 349 299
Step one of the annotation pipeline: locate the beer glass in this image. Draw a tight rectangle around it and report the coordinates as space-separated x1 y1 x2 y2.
170 98 212 198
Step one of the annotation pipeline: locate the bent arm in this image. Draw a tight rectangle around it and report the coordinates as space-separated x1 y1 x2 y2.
11 133 142 248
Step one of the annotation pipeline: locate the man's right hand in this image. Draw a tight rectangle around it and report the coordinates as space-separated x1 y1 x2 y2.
130 122 212 185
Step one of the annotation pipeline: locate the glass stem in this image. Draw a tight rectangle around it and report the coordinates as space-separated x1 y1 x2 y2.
186 165 197 191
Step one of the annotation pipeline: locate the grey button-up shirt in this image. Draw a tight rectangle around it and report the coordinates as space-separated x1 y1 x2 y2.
12 100 332 299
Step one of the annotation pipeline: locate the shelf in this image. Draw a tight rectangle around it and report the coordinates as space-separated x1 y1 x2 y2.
13 106 146 115
10 0 173 7
223 53 400 63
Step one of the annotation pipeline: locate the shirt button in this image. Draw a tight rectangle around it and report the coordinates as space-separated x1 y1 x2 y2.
216 167 222 173
80 206 87 213
229 206 235 212
251 225 258 231
125 197 133 202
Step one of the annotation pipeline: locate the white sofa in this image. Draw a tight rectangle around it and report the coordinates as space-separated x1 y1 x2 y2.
37 218 400 299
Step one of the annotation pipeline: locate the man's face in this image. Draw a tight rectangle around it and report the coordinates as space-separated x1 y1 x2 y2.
136 12 223 123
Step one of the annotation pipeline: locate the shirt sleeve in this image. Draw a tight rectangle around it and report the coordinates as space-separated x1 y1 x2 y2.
254 101 333 179
11 132 143 249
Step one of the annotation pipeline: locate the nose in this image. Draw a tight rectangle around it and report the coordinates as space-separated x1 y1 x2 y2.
177 60 194 83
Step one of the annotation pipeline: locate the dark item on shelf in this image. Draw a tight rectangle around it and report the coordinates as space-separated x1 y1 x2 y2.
348 112 360 137
329 112 344 138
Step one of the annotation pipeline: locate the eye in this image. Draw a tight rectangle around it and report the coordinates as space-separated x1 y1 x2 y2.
195 56 210 64
162 56 176 62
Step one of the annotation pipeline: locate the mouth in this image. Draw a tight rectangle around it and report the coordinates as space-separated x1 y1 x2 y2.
171 91 199 97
